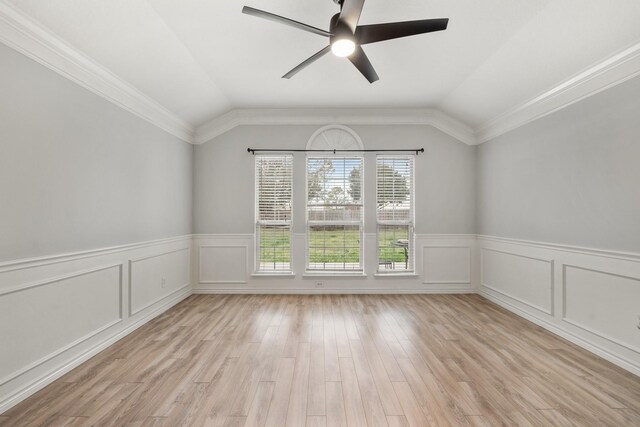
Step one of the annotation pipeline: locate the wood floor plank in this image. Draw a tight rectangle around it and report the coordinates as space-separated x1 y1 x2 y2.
2 294 640 427
285 342 311 427
244 381 275 427
325 381 348 427
338 357 369 427
392 381 432 427
264 358 295 427
308 325 326 416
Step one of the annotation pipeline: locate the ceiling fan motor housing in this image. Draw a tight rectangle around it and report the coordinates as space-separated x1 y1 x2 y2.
329 13 353 44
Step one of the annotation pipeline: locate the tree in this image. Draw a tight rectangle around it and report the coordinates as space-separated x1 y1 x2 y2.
326 186 345 204
307 159 334 202
376 163 409 206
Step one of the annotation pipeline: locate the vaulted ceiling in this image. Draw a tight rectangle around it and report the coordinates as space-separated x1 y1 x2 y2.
3 0 640 143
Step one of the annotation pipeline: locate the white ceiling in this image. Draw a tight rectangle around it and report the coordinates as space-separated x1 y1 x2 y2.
5 0 640 130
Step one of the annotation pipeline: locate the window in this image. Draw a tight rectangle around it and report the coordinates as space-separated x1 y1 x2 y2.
307 157 363 272
376 156 414 272
255 155 293 272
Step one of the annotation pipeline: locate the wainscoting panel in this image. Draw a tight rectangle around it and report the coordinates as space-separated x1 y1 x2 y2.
481 247 553 315
129 247 190 316
563 264 640 354
0 264 122 386
478 235 640 377
199 245 248 284
423 246 471 285
0 235 192 414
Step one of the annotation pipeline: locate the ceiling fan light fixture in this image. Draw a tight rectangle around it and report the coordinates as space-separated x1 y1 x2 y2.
331 38 355 57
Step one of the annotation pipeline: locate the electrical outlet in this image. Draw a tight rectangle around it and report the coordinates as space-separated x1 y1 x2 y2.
316 282 324 288
637 315 640 330
161 278 166 289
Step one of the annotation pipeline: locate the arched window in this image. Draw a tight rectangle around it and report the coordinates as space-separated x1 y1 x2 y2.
306 126 364 273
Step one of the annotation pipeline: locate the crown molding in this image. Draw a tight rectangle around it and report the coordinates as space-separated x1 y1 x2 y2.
0 1 195 143
195 108 477 145
476 40 640 143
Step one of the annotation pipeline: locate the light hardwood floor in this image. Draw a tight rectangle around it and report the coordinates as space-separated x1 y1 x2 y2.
2 294 640 426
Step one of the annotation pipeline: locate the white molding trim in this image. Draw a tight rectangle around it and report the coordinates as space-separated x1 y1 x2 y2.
560 263 640 355
0 1 194 143
476 41 640 143
0 262 123 297
193 288 474 295
128 247 191 316
0 235 192 272
422 245 472 285
479 247 554 315
192 234 253 240
194 108 477 145
198 244 249 284
477 234 640 262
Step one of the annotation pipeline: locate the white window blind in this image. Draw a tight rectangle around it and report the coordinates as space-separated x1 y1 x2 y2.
255 155 293 272
307 157 363 272
376 156 414 272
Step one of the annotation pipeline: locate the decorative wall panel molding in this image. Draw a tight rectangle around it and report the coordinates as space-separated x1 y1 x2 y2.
480 247 554 315
129 247 190 316
422 246 471 285
562 264 640 354
199 245 248 284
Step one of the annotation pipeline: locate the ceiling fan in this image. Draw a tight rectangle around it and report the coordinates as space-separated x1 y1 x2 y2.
242 0 449 83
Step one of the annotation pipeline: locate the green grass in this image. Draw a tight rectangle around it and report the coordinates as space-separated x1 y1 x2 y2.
259 226 409 263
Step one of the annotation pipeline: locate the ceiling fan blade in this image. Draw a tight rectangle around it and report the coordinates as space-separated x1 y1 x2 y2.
348 46 379 83
242 6 331 37
338 0 365 33
282 46 332 79
356 18 449 45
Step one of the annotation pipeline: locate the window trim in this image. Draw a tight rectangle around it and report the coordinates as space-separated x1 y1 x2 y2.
375 155 415 274
254 153 293 274
305 155 364 273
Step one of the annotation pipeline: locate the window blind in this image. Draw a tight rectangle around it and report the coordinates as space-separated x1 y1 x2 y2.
255 155 293 272
376 156 414 272
307 157 363 272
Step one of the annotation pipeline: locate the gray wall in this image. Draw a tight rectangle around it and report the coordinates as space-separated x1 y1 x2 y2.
193 124 476 235
0 44 193 262
477 74 640 252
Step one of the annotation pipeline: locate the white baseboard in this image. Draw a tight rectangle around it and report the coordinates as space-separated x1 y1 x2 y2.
193 288 474 295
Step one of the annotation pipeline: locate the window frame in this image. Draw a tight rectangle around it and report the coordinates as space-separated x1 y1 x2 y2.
254 154 293 274
305 155 364 273
375 155 415 274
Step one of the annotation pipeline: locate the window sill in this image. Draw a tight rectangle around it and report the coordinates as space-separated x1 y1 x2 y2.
251 272 296 279
374 273 419 278
303 272 368 279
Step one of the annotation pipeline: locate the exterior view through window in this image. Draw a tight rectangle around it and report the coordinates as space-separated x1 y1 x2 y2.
307 157 363 272
255 155 292 272
377 156 414 272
